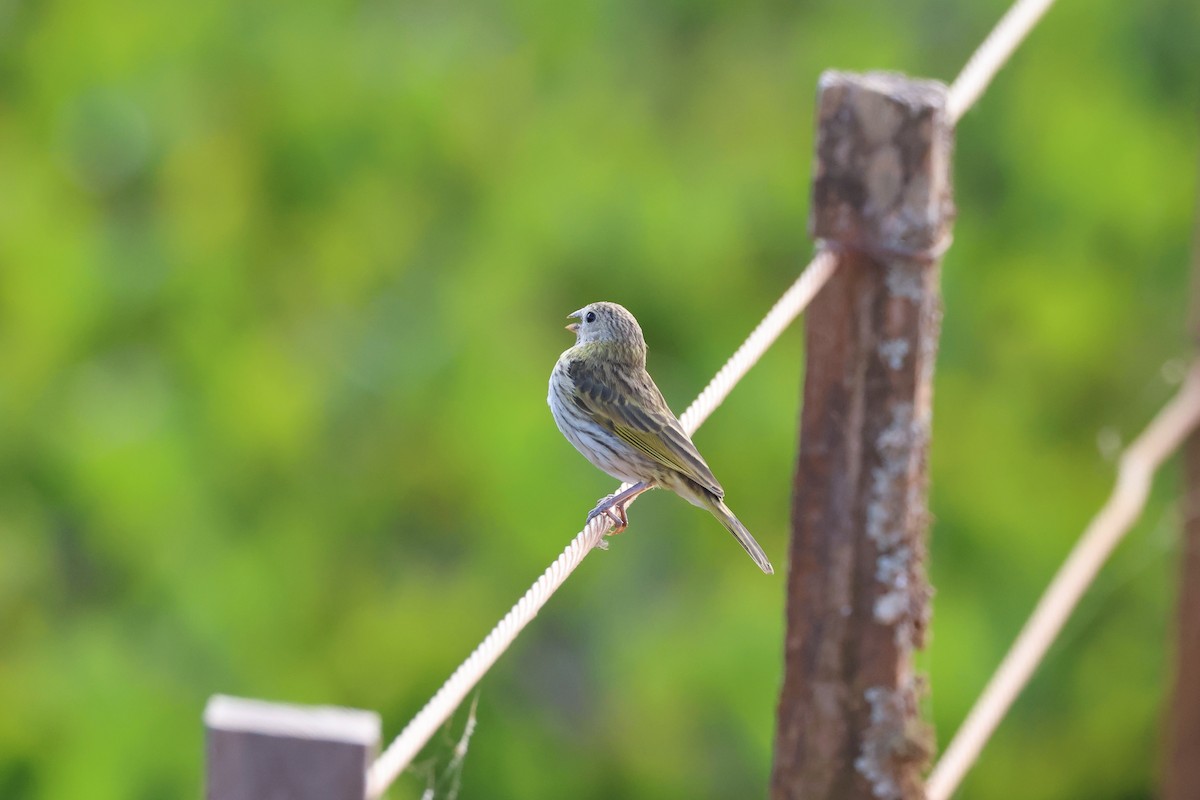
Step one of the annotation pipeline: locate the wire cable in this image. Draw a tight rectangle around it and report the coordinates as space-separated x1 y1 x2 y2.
366 249 840 797
370 0 1067 788
946 0 1058 124
926 363 1200 800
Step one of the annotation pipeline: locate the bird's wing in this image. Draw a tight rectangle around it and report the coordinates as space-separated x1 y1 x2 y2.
568 357 724 498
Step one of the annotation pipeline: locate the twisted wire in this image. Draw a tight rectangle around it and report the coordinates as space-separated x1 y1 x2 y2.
367 512 614 797
927 363 1200 800
366 250 839 797
370 0 1065 789
946 0 1058 124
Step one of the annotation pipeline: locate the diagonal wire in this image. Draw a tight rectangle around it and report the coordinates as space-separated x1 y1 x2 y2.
366 512 611 799
679 250 838 434
926 363 1200 800
946 0 1058 124
369 0 1061 790
365 249 838 798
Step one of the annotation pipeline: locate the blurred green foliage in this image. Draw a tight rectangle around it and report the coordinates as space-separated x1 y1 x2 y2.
1 0 1197 798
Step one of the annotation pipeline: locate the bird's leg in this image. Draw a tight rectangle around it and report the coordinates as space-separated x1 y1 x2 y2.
586 482 653 534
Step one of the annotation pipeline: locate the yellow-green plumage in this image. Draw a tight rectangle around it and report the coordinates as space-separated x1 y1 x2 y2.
548 301 774 575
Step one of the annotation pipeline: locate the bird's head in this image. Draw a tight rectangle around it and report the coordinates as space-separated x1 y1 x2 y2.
566 301 647 357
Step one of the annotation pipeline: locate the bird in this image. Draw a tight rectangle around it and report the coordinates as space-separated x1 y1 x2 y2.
547 301 774 575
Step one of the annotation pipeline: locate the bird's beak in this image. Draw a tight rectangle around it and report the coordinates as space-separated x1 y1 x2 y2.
565 309 582 335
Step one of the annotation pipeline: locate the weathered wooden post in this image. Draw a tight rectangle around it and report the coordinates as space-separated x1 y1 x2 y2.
205 695 380 800
1163 173 1200 800
1165 403 1200 800
772 71 955 800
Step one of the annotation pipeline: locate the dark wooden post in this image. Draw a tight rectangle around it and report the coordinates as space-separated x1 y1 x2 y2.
1163 166 1200 800
772 71 954 800
205 695 381 800
1165 422 1200 800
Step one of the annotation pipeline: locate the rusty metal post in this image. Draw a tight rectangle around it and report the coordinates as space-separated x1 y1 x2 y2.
772 71 955 800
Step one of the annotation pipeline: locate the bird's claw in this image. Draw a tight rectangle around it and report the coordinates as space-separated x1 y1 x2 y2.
587 494 629 534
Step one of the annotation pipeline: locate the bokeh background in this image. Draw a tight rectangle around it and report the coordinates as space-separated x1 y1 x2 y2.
2 0 1198 798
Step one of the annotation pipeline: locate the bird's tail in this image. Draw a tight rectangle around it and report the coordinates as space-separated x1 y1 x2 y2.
708 498 774 575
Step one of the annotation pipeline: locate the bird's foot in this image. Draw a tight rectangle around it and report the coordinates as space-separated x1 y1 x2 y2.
587 494 629 534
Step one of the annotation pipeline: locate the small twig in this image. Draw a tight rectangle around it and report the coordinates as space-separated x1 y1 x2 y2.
443 693 479 800
418 693 481 800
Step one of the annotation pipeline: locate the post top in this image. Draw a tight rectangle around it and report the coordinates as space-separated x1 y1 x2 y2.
810 70 956 259
205 694 381 746
818 70 949 111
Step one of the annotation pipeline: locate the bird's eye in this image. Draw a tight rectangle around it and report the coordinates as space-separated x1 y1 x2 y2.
585 311 596 323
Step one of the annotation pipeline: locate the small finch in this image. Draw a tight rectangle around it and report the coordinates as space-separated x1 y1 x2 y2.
547 301 774 575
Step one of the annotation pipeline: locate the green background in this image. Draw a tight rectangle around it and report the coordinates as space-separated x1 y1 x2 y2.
1 0 1197 797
